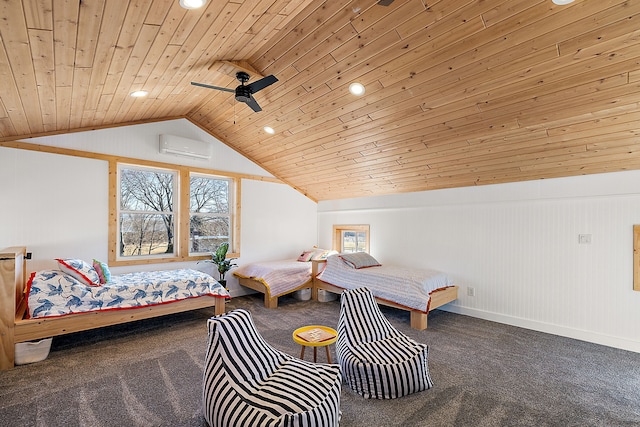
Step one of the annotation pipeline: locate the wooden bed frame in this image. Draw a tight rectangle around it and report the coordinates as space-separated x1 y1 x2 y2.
0 246 226 371
236 275 312 308
310 260 458 330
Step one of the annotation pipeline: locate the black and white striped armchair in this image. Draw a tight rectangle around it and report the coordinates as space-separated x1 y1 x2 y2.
203 308 342 427
336 287 433 399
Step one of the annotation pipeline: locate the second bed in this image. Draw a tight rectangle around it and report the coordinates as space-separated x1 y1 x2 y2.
233 248 336 308
313 253 458 330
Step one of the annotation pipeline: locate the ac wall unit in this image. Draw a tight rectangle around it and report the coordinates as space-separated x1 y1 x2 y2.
159 134 212 160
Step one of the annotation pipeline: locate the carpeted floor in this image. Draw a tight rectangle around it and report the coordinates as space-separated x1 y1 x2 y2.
1 293 639 426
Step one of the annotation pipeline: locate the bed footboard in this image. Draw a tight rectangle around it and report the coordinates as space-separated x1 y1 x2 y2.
237 276 279 308
237 276 312 309
0 246 26 371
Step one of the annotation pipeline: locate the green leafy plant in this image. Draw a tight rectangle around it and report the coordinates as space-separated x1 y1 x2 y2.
204 242 237 284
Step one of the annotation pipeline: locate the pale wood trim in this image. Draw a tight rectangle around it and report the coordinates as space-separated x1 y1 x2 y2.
332 224 370 253
0 139 282 184
179 169 191 260
233 178 242 256
634 225 640 292
108 159 118 264
0 246 26 370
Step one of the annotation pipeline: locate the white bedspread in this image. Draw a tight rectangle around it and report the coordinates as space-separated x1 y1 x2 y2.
316 255 453 312
27 269 230 319
233 259 312 297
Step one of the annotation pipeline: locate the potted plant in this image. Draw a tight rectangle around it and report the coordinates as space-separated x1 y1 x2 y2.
204 242 237 288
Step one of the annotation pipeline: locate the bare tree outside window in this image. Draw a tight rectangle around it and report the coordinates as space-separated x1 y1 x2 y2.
113 162 238 263
190 175 232 253
119 167 176 257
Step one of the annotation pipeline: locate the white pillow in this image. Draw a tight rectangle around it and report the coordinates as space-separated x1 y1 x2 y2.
55 258 101 286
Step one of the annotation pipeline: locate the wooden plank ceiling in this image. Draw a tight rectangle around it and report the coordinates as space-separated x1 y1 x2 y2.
1 0 640 201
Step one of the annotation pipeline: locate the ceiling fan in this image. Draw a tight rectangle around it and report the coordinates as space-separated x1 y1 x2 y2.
191 71 278 112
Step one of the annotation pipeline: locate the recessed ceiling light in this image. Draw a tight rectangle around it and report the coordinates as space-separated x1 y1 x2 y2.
130 90 148 98
179 0 206 9
264 126 275 134
349 82 365 96
552 0 574 4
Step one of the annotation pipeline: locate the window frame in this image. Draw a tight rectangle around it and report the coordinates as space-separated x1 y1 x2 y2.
116 163 179 261
332 224 370 253
188 171 235 256
109 160 239 266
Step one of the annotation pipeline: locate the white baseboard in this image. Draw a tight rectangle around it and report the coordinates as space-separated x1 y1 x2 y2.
441 305 640 354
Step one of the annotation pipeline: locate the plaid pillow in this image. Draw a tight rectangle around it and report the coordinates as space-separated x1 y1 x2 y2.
339 252 381 269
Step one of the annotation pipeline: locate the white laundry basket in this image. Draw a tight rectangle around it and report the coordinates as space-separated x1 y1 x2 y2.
317 289 338 302
15 338 53 365
292 288 312 301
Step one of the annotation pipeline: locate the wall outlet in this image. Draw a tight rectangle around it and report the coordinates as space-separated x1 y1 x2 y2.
578 234 592 244
467 286 475 297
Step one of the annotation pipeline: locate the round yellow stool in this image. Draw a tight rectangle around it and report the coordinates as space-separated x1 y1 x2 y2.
292 325 338 363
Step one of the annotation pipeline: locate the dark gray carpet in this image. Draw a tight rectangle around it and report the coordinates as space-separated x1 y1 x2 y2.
1 294 639 426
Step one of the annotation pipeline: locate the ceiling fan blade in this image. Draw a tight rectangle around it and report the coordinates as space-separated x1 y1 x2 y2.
377 0 394 5
190 81 234 93
246 75 278 94
244 95 262 112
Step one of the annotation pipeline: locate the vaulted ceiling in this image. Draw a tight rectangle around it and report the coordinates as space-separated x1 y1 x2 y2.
1 0 640 201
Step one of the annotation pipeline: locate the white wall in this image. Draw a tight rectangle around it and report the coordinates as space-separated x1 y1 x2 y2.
318 171 640 353
0 119 318 296
4 118 638 352
239 179 318 265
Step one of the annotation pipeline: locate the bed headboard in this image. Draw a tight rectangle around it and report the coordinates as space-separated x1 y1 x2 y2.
0 246 26 370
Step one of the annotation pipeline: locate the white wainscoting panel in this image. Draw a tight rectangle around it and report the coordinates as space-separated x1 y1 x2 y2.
318 171 640 353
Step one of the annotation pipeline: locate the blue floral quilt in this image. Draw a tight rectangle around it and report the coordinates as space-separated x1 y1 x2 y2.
27 269 230 319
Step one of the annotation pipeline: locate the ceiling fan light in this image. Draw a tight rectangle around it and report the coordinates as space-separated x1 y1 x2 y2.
264 126 275 134
130 90 148 97
179 0 206 9
551 0 574 4
349 82 365 96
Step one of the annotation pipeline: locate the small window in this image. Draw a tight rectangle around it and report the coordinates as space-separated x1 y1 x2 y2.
189 173 233 254
333 225 370 253
118 165 177 259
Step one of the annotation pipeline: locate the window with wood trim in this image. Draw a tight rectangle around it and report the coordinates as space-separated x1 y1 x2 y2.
189 173 233 255
112 162 237 265
333 224 370 253
118 165 177 259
